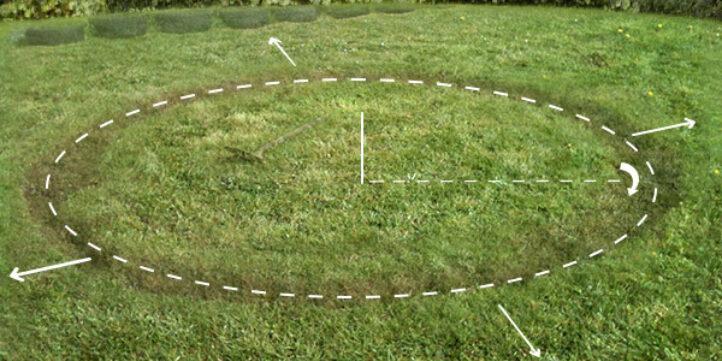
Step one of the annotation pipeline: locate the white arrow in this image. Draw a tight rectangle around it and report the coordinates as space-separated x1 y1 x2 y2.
619 162 640 196
631 118 695 137
268 37 296 67
498 304 542 358
9 257 92 282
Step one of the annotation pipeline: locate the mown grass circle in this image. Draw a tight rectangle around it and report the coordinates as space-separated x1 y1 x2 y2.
47 76 653 301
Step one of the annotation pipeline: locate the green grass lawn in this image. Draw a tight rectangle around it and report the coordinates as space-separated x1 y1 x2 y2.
1 5 720 360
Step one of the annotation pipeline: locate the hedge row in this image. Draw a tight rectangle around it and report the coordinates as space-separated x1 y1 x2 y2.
16 5 413 46
1 0 720 20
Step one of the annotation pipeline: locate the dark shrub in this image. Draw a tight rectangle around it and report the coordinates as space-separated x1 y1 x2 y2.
219 8 271 29
21 24 85 46
90 14 149 39
326 5 371 19
272 6 319 23
374 3 415 14
154 9 213 34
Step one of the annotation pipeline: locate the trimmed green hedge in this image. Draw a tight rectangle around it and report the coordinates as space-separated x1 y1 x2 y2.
325 5 371 19
374 3 415 14
272 6 319 23
21 24 86 46
90 14 149 38
219 8 271 29
155 10 214 34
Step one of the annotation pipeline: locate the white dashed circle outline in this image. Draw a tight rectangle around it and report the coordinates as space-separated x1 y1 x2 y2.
44 75 660 302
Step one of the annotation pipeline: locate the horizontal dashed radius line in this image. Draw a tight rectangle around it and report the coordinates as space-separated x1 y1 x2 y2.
575 114 591 122
607 179 622 183
152 100 168 108
408 80 423 85
112 255 128 263
534 270 550 277
588 249 604 258
521 97 536 104
223 286 238 292
394 293 410 299
392 180 406 184
422 291 438 296
54 150 66 164
488 180 503 184
652 188 658 203
251 289 266 296
625 140 639 152
465 86 480 92
293 79 309 84
321 77 337 82
584 179 597 183
379 78 395 83
614 233 629 245
194 280 210 287
548 104 564 112
436 82 452 88
440 180 454 184
179 94 196 100
636 214 648 227
74 133 89 144
125 109 140 117
535 179 550 183
563 260 577 268
601 125 616 135
369 180 384 184
365 295 381 300
493 90 509 97
45 174 51 190
337 295 352 300
87 242 102 252
416 179 430 184
479 283 495 289
208 88 224 94
512 179 525 183
646 161 655 175
464 179 478 183
139 266 154 273
236 84 252 89
307 294 323 299
560 179 573 183
166 274 182 281
450 288 467 294
279 292 295 298
507 277 523 284
64 225 77 237
265 81 280 86
349 77 366 82
48 202 57 216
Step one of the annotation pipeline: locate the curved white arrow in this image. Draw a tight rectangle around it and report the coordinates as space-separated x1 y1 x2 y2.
9 257 92 282
631 118 695 137
619 162 639 196
498 304 542 358
268 37 296 67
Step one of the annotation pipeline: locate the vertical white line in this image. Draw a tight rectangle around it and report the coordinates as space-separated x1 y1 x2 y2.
360 112 365 184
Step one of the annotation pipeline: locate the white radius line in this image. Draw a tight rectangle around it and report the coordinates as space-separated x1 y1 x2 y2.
293 79 309 84
493 90 508 97
252 289 266 295
451 288 467 294
236 84 252 89
350 77 366 82
194 281 210 287
321 77 337 82
167 274 182 281
152 100 168 108
465 86 480 92
45 174 51 190
308 294 323 299
436 82 452 88
208 88 224 94
549 104 564 112
479 283 495 289
534 270 550 277
180 94 196 100
365 295 381 300
563 260 577 268
507 277 523 284
614 234 629 245
64 225 77 236
625 140 639 152
408 80 423 85
265 81 280 86
337 295 352 300
521 97 536 104
589 249 604 258
48 202 57 216
87 242 102 252
112 255 128 263
223 286 238 291
380 78 395 83
423 291 438 296
139 266 154 273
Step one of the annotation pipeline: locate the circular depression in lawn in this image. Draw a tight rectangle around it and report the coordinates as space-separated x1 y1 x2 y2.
61 81 638 294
